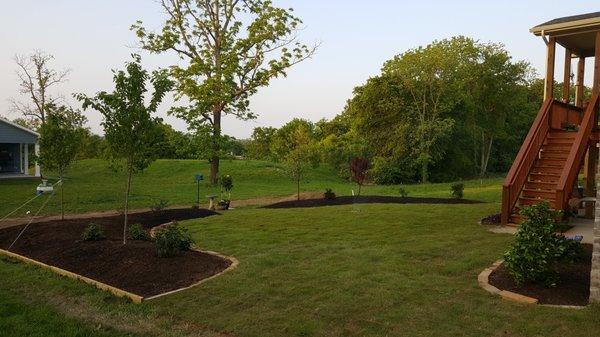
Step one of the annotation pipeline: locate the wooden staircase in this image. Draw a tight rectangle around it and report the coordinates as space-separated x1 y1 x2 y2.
502 94 600 226
508 130 574 224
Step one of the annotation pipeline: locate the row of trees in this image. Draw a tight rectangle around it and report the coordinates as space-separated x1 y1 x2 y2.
246 37 584 184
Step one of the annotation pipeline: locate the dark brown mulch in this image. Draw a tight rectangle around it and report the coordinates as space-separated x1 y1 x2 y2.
263 195 482 209
481 213 501 225
0 208 232 298
488 244 592 306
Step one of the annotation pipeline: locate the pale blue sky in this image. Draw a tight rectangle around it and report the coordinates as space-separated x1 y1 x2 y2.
0 1 598 138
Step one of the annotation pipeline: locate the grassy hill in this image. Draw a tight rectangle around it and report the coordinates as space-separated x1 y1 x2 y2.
0 159 503 217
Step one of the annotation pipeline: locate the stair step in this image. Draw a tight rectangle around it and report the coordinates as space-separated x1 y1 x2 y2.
529 173 561 183
542 144 572 151
531 165 564 174
525 181 557 190
518 197 556 208
540 151 569 160
536 158 566 167
522 188 555 199
547 131 577 139
546 138 575 145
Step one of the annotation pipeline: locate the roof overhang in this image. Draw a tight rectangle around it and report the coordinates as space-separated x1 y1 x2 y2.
530 12 600 58
0 117 39 137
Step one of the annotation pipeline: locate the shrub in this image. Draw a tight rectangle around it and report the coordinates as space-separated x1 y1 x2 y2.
81 223 106 241
450 183 464 199
220 175 233 199
154 222 195 258
504 202 582 286
399 187 409 198
323 188 336 200
150 199 169 212
128 223 151 241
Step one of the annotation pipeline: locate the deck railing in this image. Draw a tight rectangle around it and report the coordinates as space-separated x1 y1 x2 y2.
501 99 553 225
555 93 600 211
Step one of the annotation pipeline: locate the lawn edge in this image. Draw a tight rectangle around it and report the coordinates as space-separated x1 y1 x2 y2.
478 260 587 309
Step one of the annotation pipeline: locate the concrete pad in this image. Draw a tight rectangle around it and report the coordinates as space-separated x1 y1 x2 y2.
565 218 594 244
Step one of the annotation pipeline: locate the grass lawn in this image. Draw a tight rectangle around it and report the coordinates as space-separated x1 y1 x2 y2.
2 159 598 336
0 159 502 217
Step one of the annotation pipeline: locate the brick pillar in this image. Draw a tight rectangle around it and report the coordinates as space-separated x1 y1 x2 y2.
591 159 600 302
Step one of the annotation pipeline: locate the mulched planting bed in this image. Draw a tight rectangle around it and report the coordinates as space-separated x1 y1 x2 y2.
488 244 592 306
0 208 232 298
263 195 482 209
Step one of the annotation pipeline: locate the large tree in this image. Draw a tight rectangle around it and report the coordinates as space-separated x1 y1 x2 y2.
464 42 534 177
132 0 316 184
382 37 477 183
11 51 70 125
37 105 86 220
77 55 173 245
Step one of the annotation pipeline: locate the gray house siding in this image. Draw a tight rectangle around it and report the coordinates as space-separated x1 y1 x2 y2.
0 120 38 144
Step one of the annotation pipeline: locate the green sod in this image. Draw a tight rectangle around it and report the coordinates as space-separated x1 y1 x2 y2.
1 159 598 336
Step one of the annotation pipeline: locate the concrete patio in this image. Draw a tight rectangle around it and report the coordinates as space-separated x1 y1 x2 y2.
488 217 595 244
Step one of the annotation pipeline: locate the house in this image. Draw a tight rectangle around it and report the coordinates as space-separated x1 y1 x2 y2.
0 117 40 179
501 12 600 225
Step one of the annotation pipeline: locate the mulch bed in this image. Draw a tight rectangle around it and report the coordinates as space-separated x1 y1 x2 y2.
263 195 482 209
0 208 232 298
488 244 592 306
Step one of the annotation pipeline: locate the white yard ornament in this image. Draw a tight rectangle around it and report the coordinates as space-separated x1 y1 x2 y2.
36 180 54 195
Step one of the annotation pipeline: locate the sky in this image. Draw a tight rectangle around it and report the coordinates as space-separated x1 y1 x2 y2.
0 0 599 139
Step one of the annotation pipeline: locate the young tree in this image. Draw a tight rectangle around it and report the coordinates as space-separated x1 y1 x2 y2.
11 51 70 124
132 0 317 184
284 127 318 200
37 105 86 220
77 55 172 245
350 157 369 196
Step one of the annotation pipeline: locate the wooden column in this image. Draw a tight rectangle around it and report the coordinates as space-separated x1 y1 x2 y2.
544 37 557 101
595 32 600 94
576 56 586 107
563 49 572 103
586 32 600 218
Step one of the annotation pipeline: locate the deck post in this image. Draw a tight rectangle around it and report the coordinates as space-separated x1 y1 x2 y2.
590 31 600 303
575 57 585 107
563 49 572 103
544 37 556 100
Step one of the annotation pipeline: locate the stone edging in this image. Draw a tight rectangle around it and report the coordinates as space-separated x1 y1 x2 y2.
478 260 586 309
0 222 238 304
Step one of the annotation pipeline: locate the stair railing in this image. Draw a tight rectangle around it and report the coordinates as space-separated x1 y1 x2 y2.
501 99 553 225
555 93 600 212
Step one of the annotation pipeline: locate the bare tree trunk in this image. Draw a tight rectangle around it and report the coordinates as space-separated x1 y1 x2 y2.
210 107 222 185
421 161 428 184
297 177 300 201
60 172 64 221
358 184 362 196
479 133 494 177
123 166 133 245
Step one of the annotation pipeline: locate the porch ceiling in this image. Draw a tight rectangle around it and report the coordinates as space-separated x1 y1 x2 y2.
531 12 600 57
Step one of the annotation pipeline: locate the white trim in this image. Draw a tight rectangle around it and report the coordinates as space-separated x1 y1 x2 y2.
0 117 39 138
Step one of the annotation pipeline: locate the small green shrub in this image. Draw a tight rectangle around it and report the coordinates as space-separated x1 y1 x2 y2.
399 187 409 198
450 183 464 199
150 199 169 212
504 202 582 286
155 222 195 258
128 223 151 241
81 223 106 241
323 188 336 200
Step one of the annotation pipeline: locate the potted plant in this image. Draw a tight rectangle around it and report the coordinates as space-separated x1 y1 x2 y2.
217 175 233 210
